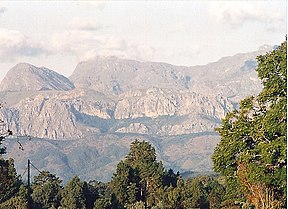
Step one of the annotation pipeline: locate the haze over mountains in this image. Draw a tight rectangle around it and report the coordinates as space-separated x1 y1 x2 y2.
0 46 272 182
0 63 75 92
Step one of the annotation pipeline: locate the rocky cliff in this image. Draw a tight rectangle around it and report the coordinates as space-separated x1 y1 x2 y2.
0 63 75 92
69 56 191 94
0 46 272 182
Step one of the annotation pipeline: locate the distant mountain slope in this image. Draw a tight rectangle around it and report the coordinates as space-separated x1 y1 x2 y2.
184 46 275 102
69 56 190 94
0 87 232 139
69 46 272 100
0 63 75 92
1 45 275 182
5 133 219 183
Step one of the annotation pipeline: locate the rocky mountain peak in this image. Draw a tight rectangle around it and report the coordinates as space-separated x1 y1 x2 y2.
1 46 273 182
69 56 190 94
0 63 75 92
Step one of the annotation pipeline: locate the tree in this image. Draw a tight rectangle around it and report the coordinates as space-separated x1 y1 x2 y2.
161 177 185 209
0 158 21 204
206 179 225 209
93 182 120 209
212 40 287 208
0 104 18 206
110 140 166 208
31 171 62 209
162 169 179 188
183 177 209 209
109 161 135 207
0 185 29 209
60 176 86 209
83 180 100 209
125 140 165 206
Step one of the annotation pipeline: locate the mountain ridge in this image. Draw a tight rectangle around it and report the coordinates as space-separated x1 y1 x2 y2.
0 63 75 92
0 46 273 182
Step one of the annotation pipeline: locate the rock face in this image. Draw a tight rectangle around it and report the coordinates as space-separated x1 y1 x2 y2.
0 89 115 139
114 88 232 120
184 47 271 103
0 46 274 182
1 87 233 139
2 95 81 139
69 56 190 94
0 63 75 92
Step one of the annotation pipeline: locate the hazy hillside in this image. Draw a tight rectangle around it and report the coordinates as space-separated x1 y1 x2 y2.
0 46 272 182
184 46 274 103
0 63 75 92
69 56 190 95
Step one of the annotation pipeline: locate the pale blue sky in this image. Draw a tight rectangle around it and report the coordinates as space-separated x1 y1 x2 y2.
0 1 286 81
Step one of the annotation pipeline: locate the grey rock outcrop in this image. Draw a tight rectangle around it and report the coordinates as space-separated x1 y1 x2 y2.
183 47 273 102
69 56 190 94
2 94 81 139
1 89 117 139
113 88 233 136
114 88 233 120
1 45 274 182
0 63 75 92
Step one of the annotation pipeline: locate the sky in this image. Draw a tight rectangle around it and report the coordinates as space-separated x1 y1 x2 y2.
0 1 286 81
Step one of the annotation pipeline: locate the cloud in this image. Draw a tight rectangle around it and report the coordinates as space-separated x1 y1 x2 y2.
0 23 155 64
171 20 191 33
0 28 46 62
75 1 107 10
48 29 155 62
0 7 6 16
83 43 155 62
209 2 285 31
69 19 103 31
48 30 102 53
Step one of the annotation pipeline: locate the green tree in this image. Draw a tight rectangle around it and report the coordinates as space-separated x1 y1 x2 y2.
206 179 225 209
60 176 86 209
126 201 145 209
212 40 287 208
125 140 164 207
0 158 21 204
162 168 179 188
183 177 209 209
109 161 134 207
93 182 120 209
31 171 62 209
161 177 185 209
110 140 166 208
83 180 100 209
0 185 29 209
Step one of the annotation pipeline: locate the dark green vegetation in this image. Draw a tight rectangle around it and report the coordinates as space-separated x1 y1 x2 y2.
213 40 287 208
0 140 225 209
0 40 286 209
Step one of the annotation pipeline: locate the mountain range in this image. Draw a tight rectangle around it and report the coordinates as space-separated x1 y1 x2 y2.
0 46 272 182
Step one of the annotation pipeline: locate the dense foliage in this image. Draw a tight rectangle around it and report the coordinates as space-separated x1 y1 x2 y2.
31 171 62 209
212 40 287 208
0 158 22 204
0 140 225 209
